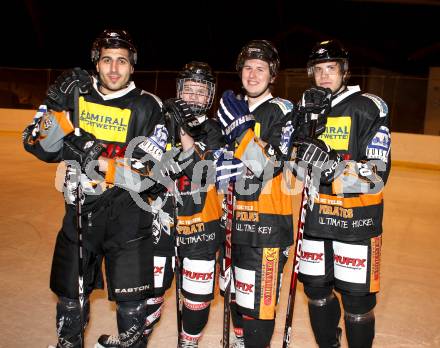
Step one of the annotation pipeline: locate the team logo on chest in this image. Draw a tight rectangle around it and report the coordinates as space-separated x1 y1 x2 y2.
79 97 131 142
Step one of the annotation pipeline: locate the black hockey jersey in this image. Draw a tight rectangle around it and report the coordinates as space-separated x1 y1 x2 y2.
232 95 296 247
152 119 225 257
304 86 391 241
23 79 164 209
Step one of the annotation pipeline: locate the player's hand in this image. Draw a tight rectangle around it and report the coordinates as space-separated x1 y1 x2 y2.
217 90 255 144
46 68 92 111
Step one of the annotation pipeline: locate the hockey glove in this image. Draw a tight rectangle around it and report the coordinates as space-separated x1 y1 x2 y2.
296 87 332 137
294 137 343 184
63 131 105 173
46 68 92 111
217 90 255 144
215 150 245 191
163 98 206 139
147 150 191 198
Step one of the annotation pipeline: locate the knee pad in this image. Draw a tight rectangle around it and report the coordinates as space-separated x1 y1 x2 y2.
116 299 149 347
56 296 90 348
242 317 275 348
304 285 333 301
182 298 211 336
341 293 376 315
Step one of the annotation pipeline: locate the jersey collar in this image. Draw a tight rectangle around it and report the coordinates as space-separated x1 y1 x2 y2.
331 85 360 107
92 76 137 100
246 93 273 112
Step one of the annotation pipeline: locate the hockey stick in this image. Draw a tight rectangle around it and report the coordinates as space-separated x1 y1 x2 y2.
73 86 85 348
222 181 234 348
282 115 318 348
169 117 183 343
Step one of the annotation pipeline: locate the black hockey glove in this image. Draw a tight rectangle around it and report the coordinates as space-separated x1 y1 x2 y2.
163 98 206 140
63 131 105 173
217 90 255 144
46 68 92 111
296 87 332 138
294 137 343 184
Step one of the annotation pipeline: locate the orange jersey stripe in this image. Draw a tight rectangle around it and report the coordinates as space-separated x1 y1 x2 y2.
234 129 257 160
178 186 222 224
52 111 74 135
369 235 381 293
316 192 383 208
259 248 279 320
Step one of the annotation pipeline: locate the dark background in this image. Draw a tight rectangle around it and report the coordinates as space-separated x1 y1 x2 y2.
2 0 440 75
1 0 439 135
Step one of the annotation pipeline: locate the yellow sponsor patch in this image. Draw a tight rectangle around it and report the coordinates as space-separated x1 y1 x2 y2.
254 122 261 138
319 116 351 150
79 97 131 142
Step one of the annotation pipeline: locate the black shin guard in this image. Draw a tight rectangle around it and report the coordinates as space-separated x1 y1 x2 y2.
116 300 149 348
242 317 275 348
305 287 341 348
344 310 375 348
342 293 376 348
56 296 90 348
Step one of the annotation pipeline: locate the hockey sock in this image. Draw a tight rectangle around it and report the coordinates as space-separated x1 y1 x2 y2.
307 292 342 347
242 316 275 348
144 296 164 337
181 298 210 338
230 300 244 339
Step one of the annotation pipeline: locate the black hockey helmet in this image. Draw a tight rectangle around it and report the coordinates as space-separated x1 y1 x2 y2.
307 40 349 77
178 61 216 83
236 40 280 77
91 29 138 65
177 61 216 115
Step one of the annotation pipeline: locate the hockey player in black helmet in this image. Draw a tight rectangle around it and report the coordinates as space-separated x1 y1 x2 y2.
23 28 183 348
170 61 225 347
306 40 349 96
294 39 391 348
90 29 138 93
216 39 297 348
91 29 138 66
96 61 225 348
235 39 280 98
176 61 216 116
